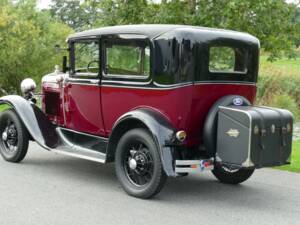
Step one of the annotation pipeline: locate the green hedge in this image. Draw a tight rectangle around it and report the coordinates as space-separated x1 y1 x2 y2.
257 72 300 120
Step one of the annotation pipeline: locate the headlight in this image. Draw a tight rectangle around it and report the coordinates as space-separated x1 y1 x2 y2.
20 78 36 95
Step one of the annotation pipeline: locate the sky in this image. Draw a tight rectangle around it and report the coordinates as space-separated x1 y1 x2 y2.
37 0 299 9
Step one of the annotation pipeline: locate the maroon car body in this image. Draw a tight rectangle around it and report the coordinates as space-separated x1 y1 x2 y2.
41 25 258 147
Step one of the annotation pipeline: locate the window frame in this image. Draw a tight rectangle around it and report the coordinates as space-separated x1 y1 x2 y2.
102 38 151 80
69 38 100 79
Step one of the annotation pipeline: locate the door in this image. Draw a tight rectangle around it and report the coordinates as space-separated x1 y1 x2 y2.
64 38 105 136
100 36 152 134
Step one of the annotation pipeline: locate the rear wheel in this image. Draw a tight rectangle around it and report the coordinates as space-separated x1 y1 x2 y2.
212 164 255 184
115 128 167 199
0 109 29 163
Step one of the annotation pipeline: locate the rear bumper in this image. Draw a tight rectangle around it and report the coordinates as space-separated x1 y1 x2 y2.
175 159 214 174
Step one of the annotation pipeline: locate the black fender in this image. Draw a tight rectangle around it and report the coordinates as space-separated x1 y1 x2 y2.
106 108 177 177
0 95 59 149
203 95 251 157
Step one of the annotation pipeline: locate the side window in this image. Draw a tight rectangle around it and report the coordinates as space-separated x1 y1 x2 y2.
104 42 150 78
72 41 99 77
209 46 248 73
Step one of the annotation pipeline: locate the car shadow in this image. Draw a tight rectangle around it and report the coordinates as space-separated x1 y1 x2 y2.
23 151 280 209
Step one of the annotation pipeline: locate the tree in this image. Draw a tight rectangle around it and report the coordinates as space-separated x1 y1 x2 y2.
192 0 299 60
49 0 299 60
50 0 103 31
94 0 148 26
50 0 89 30
0 0 72 94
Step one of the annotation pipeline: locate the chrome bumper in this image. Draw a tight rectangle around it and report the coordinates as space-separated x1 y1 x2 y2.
175 159 214 174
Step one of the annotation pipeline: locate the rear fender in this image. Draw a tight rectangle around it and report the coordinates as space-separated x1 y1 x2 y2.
107 108 177 177
0 95 59 149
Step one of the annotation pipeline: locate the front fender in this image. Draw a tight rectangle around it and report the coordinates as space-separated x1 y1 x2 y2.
0 95 59 149
108 108 177 177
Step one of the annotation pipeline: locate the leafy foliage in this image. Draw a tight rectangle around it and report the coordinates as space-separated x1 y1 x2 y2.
48 0 300 60
0 0 299 94
58 0 300 61
0 0 72 94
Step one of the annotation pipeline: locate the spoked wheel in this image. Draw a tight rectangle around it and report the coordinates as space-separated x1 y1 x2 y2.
124 143 154 187
212 163 255 184
115 128 167 199
0 109 29 162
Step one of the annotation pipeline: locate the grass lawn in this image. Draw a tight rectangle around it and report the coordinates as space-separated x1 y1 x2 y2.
260 55 300 77
276 141 300 173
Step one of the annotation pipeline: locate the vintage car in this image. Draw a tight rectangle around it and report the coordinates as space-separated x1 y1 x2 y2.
0 25 293 199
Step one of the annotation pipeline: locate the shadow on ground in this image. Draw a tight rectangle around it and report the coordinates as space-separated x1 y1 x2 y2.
17 150 282 211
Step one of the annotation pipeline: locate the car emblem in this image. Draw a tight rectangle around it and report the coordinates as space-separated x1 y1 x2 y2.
226 129 240 138
233 97 243 106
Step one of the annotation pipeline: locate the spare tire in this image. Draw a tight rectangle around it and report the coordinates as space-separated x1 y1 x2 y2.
203 95 251 157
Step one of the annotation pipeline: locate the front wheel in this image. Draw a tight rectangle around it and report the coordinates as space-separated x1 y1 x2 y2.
0 109 29 163
212 164 255 184
115 128 167 199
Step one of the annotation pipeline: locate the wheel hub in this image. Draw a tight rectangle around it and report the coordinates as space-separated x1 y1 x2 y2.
1 123 18 153
2 131 7 141
124 144 154 187
129 158 137 170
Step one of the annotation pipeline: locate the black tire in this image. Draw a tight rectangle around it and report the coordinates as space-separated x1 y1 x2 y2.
0 109 29 163
212 164 255 184
115 128 167 199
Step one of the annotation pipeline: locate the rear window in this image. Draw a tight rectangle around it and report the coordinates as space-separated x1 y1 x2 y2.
209 47 248 73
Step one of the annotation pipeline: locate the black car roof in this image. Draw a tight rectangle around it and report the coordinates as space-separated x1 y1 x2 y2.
67 24 259 44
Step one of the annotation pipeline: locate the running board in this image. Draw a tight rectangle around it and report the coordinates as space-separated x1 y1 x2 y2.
52 146 106 163
50 128 107 163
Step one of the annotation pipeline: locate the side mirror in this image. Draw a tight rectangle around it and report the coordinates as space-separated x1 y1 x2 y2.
62 56 68 73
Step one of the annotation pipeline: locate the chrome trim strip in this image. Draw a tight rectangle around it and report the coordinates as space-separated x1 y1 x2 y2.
101 84 190 90
103 73 149 80
194 81 256 86
65 78 255 89
101 79 152 86
153 81 193 88
66 77 100 83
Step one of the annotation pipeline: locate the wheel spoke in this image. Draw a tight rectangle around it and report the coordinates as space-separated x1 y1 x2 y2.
6 118 11 127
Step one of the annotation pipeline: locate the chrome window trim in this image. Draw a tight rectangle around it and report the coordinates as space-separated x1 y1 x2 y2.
101 79 152 86
194 81 256 86
153 81 193 88
103 73 149 80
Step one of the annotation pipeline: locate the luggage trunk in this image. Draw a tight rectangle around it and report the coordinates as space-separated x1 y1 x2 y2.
216 106 293 168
